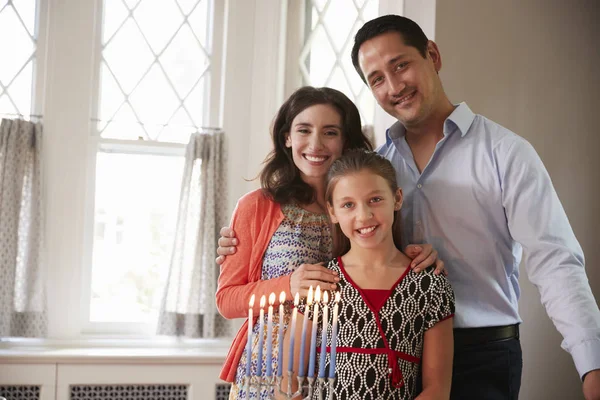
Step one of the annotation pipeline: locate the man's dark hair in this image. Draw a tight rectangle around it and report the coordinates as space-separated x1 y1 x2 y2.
351 15 429 83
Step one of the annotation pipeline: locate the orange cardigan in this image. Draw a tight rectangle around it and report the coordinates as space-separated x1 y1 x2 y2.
216 189 293 382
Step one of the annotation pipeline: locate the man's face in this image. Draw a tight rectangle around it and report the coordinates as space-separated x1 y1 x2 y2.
357 31 443 128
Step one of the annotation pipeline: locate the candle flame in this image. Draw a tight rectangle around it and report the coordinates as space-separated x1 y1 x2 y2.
307 286 313 305
314 286 321 302
322 291 329 305
249 294 255 307
294 292 299 306
260 295 266 308
269 292 276 305
279 291 286 304
335 291 341 303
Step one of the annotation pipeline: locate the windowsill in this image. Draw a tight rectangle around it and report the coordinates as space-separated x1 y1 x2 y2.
0 336 232 364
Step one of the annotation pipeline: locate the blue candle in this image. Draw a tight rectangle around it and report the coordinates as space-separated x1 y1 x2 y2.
287 293 299 374
298 286 313 377
266 293 275 377
307 286 321 378
245 294 255 377
256 295 266 377
318 291 329 378
276 291 286 378
329 292 340 379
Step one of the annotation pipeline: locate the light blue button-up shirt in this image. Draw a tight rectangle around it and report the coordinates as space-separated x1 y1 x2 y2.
377 102 600 377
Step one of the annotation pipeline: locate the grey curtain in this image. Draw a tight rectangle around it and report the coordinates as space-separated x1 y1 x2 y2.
157 130 231 338
0 118 47 337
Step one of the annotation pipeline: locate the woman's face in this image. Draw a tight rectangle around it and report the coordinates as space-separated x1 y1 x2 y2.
285 104 344 186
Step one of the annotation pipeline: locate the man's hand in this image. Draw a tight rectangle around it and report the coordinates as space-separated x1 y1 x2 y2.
405 244 447 275
216 227 237 264
584 369 600 400
290 263 339 297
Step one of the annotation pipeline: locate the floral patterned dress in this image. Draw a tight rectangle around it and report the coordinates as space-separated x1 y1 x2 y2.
229 203 332 399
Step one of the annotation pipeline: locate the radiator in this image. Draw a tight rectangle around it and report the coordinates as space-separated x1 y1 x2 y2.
0 385 41 400
68 383 231 400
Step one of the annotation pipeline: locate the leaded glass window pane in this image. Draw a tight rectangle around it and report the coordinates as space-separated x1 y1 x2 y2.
0 0 38 117
98 0 213 143
300 0 379 125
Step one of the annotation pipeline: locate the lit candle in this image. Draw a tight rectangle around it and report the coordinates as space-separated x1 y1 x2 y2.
329 292 340 379
256 295 266 377
307 286 321 378
318 291 329 378
287 293 299 374
266 293 275 377
246 294 255 378
276 291 286 378
298 286 313 377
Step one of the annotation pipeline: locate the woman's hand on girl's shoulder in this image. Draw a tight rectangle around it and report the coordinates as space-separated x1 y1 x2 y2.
404 244 447 275
290 263 339 297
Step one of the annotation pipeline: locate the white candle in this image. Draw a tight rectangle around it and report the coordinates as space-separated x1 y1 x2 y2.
276 291 286 377
266 293 275 377
307 286 321 378
298 286 313 377
256 295 266 377
287 293 299 373
318 291 329 378
245 294 255 377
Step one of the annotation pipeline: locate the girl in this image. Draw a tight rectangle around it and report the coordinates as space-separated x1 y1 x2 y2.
283 150 455 399
216 87 443 399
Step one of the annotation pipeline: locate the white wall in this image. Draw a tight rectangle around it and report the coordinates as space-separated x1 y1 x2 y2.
435 1 600 398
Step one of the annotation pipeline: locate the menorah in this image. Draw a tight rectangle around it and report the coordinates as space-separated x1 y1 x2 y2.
242 286 340 400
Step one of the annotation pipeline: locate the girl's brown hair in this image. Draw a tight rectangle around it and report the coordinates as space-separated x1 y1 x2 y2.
260 86 373 205
325 149 402 257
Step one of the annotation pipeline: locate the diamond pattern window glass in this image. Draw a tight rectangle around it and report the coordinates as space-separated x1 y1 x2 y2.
300 0 378 125
0 0 38 117
98 0 213 143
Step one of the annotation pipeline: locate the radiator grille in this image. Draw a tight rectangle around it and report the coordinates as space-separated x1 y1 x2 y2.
215 383 231 400
0 385 41 400
70 384 187 399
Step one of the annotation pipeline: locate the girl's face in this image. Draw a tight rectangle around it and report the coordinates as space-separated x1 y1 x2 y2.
327 170 402 251
286 104 344 186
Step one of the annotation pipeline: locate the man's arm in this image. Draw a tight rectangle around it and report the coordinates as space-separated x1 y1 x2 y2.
500 137 600 385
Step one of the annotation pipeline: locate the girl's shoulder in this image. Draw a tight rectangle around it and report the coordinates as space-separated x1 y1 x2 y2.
325 257 342 272
406 266 452 291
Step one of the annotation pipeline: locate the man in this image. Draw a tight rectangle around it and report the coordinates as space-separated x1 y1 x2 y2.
218 14 600 400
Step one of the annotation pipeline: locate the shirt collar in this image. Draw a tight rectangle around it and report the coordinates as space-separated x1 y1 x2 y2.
385 102 476 145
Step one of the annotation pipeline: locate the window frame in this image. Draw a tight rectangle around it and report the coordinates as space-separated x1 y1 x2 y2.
30 0 289 343
80 0 226 335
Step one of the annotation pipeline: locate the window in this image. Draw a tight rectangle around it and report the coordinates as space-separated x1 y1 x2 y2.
288 0 379 126
83 0 222 333
0 0 38 118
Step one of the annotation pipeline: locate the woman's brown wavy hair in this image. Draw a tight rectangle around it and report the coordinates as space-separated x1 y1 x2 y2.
260 86 373 205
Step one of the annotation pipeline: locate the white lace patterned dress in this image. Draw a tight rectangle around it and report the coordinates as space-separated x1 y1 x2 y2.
229 203 331 400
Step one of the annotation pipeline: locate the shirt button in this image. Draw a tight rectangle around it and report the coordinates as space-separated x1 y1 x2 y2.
417 184 422 189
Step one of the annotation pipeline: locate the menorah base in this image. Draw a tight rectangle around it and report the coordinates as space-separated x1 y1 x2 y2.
242 372 336 400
